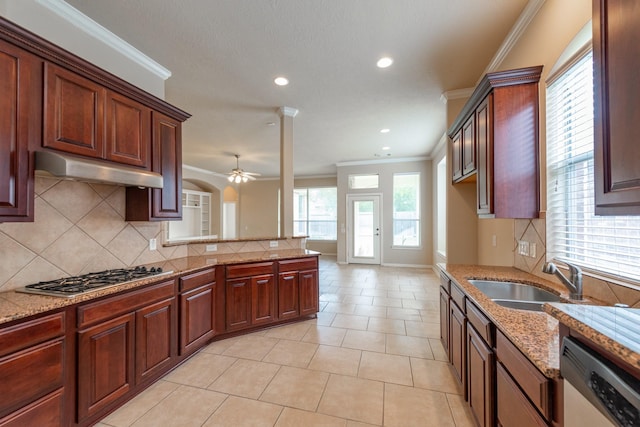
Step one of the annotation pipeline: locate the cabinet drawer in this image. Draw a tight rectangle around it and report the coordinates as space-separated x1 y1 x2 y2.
0 389 63 427
78 279 176 328
0 340 64 418
496 331 550 419
0 312 65 358
466 300 494 347
450 281 466 311
278 258 317 272
226 262 274 279
496 362 547 427
440 272 450 293
180 268 215 292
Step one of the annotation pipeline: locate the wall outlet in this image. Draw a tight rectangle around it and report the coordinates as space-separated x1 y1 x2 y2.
517 240 529 256
491 235 497 247
530 242 537 258
269 240 278 248
149 238 157 251
206 244 217 252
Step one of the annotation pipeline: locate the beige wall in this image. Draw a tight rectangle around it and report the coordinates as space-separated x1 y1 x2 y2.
239 180 280 238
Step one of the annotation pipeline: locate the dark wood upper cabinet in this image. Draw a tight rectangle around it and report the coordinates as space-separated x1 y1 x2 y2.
451 129 463 182
449 66 542 219
0 39 40 222
106 91 151 168
462 115 476 177
593 0 640 215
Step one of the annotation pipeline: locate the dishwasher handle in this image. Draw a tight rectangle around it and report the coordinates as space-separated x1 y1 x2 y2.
561 336 640 427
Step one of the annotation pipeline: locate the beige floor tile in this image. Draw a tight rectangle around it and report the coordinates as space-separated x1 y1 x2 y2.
317 374 384 425
411 358 463 394
208 359 280 399
386 307 422 321
429 338 449 362
200 337 238 355
386 334 434 359
163 353 236 388
402 299 438 310
405 320 440 338
446 393 477 427
308 345 362 376
353 304 387 318
260 366 329 411
345 422 379 427
102 380 179 427
316 311 337 326
420 309 440 324
302 325 347 346
203 396 283 427
222 335 279 361
331 313 369 330
357 351 412 386
263 322 311 340
371 297 402 307
342 295 374 305
324 302 357 314
131 385 226 427
275 407 347 427
335 287 363 295
367 317 406 334
341 330 386 353
320 293 344 302
387 291 416 299
359 289 387 297
262 339 318 367
384 383 456 427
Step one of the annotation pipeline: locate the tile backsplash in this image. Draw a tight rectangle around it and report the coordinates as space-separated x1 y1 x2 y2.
514 218 640 308
0 176 306 293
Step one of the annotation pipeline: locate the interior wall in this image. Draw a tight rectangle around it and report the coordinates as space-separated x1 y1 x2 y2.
431 137 447 267
336 159 432 267
239 180 280 238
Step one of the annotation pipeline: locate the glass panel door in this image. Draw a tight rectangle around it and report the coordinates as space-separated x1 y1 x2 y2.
347 195 381 264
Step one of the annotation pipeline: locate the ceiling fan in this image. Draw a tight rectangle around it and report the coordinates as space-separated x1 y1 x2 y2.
227 154 260 183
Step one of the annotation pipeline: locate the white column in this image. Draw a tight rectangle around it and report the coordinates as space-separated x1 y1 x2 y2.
278 107 298 238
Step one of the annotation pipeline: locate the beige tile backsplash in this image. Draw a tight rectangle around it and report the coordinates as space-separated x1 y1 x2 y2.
0 177 305 292
514 218 640 307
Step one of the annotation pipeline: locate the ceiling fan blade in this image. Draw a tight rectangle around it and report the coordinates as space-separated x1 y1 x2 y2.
244 171 261 176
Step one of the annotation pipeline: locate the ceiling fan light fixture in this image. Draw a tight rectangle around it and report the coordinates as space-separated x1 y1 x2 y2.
234 175 241 183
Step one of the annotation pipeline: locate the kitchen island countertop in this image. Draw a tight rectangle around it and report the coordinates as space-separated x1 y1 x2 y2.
0 249 319 325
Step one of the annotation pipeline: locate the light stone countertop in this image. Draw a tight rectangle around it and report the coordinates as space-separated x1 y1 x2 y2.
0 249 319 326
441 264 603 379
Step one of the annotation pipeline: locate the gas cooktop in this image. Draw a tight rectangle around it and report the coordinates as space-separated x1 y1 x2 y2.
17 266 172 298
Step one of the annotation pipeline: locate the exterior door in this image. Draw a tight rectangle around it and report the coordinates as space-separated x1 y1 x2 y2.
347 195 381 264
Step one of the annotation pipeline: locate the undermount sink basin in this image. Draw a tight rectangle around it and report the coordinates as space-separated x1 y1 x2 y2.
467 280 562 312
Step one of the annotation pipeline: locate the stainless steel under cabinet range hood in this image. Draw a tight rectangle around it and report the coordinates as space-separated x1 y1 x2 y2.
35 151 164 189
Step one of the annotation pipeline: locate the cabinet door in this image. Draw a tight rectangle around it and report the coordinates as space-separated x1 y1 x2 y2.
78 313 135 421
278 272 299 319
0 40 39 221
226 278 251 331
299 269 319 316
476 95 493 215
180 285 215 355
152 111 182 219
496 363 547 427
43 63 105 158
449 302 466 395
105 91 151 168
462 115 476 176
451 129 463 182
593 0 640 214
439 286 449 356
467 326 494 427
251 274 276 325
135 298 176 384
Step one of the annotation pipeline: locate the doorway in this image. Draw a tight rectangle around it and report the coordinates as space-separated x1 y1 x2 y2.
347 194 381 264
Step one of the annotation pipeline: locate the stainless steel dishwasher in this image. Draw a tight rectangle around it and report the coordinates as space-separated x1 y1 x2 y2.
561 336 640 427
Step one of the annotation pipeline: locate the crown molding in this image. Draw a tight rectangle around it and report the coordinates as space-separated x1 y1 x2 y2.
481 0 546 76
36 0 172 80
429 133 448 158
440 88 475 104
336 156 431 168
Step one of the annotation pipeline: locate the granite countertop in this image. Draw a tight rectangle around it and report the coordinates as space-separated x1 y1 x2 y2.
544 303 640 371
441 264 600 379
0 249 319 326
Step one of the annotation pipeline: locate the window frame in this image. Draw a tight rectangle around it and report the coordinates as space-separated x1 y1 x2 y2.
293 186 337 241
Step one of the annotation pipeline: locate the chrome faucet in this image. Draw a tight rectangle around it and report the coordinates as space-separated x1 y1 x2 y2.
542 262 583 300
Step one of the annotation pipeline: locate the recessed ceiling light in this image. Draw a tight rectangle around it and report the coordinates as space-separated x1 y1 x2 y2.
376 57 393 68
274 77 289 86
380 128 390 133
266 122 276 126
382 146 390 150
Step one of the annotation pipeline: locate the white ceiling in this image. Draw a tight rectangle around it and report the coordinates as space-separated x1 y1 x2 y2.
65 0 529 178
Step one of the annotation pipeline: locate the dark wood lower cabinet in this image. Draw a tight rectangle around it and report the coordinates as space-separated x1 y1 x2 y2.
278 272 299 319
299 269 319 316
225 277 252 331
440 286 450 355
449 301 466 394
496 362 547 427
135 298 176 384
0 389 64 427
467 325 494 427
180 285 215 355
251 274 276 325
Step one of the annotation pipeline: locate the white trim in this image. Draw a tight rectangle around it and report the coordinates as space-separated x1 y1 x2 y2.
278 106 299 117
336 156 430 168
37 0 172 80
429 133 448 158
440 88 474 103
382 263 432 269
481 0 546 76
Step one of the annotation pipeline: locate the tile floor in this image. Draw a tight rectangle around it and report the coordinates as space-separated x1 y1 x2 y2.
97 256 475 427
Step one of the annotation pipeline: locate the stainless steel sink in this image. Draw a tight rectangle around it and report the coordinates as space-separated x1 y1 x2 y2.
467 280 561 311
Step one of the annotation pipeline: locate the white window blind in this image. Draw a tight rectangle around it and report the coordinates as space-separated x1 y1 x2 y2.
547 50 640 282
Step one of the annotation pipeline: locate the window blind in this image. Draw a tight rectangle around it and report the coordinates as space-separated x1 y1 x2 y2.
547 50 640 282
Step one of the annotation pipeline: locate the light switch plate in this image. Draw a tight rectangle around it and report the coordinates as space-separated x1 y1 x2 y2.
149 238 157 251
206 244 217 252
269 241 278 248
517 240 529 256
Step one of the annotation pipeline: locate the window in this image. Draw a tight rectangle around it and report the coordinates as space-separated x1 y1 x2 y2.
393 173 420 247
293 187 337 240
349 174 379 189
547 49 640 282
437 158 447 256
